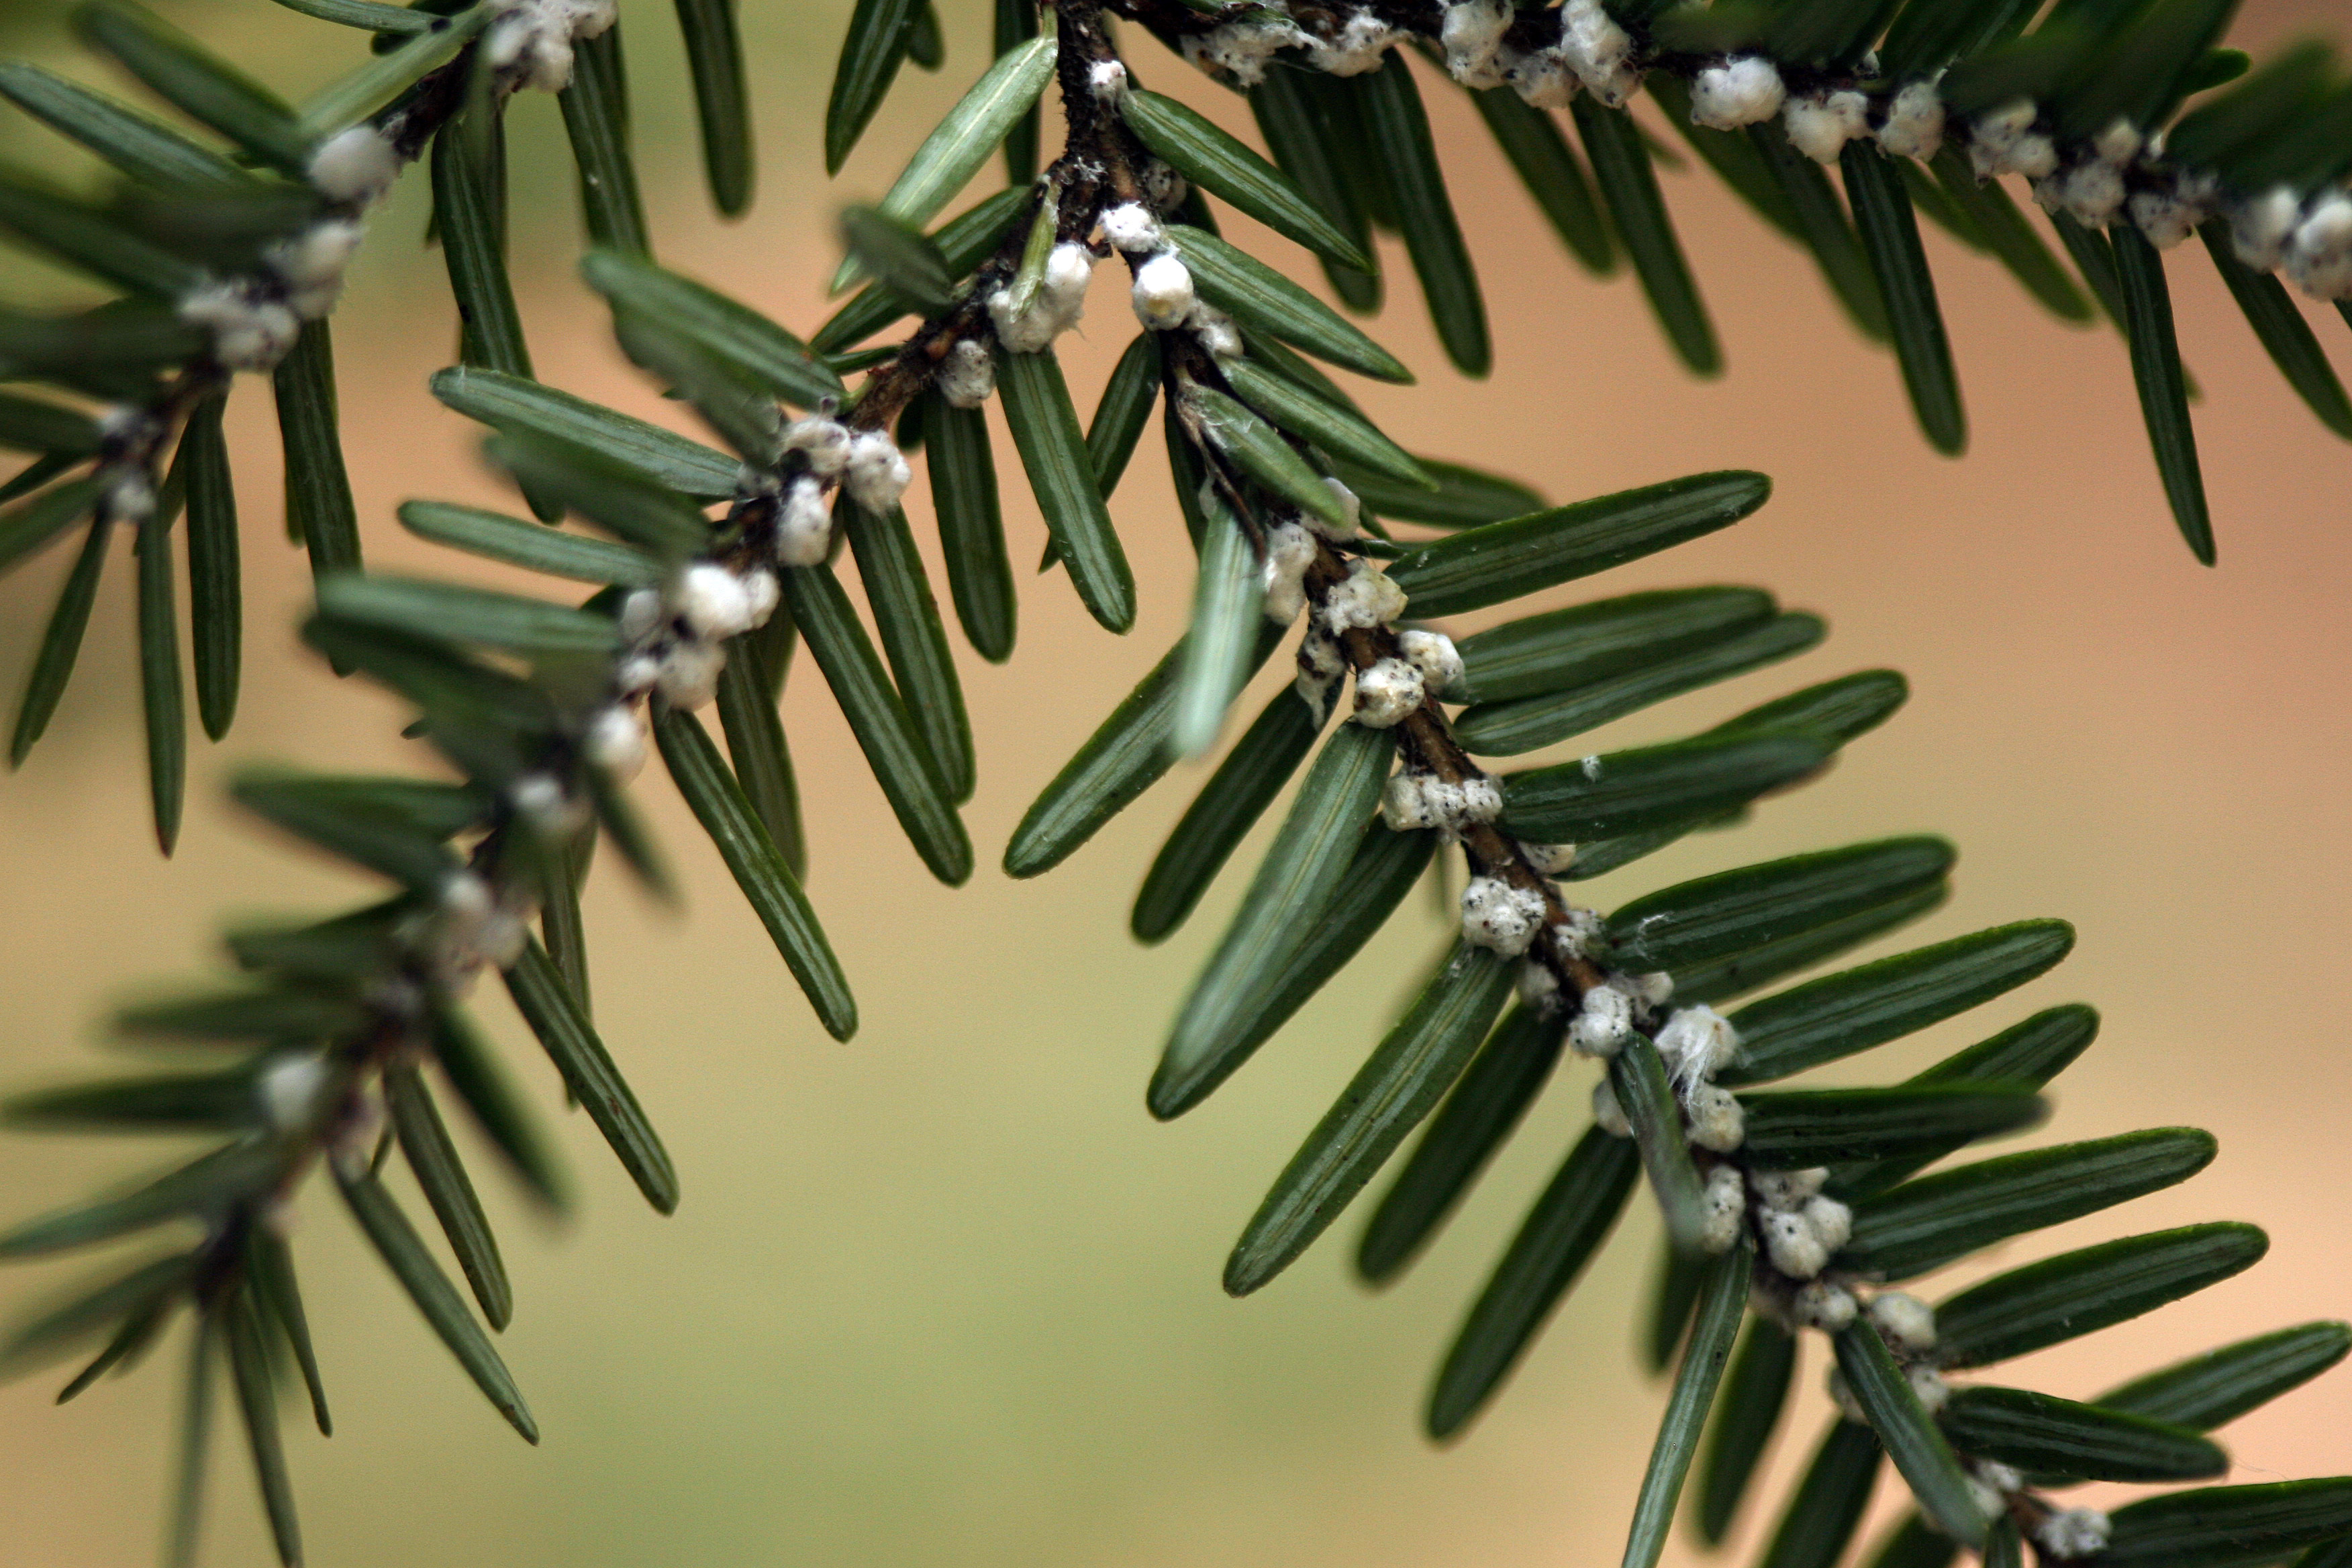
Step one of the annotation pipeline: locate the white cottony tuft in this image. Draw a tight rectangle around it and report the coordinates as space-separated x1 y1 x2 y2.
2037 1510 2112 1559
992 242 1094 351
1591 1077 1631 1137
1304 10 1401 76
268 221 366 319
1381 769 1503 836
2287 194 2352 299
1784 91 1872 163
1314 476 1363 540
1654 1004 1740 1089
1908 1365 1951 1414
1803 1194 1852 1254
1440 1 1514 89
1877 79 1946 159
1763 1208 1832 1278
1792 1280 1857 1331
1869 1291 1937 1353
1685 1083 1745 1152
1518 961 1561 1010
1187 299 1242 358
1100 202 1163 254
1568 981 1632 1057
1320 558 1408 635
1181 19 1308 87
937 337 995 407
655 638 724 710
1700 1165 1747 1253
1397 628 1463 695
1293 630 1346 723
179 284 299 373
784 417 852 477
259 1054 330 1132
485 0 616 92
1261 520 1318 624
1509 50 1579 109
1969 99 2058 180
775 477 834 567
308 124 399 205
1130 252 1195 330
1557 0 1636 105
1689 58 1785 130
2231 185 2304 271
1088 59 1128 102
674 562 756 640
585 703 648 782
844 431 913 514
618 586 664 646
1353 656 1426 728
1751 1167 1826 1210
2035 158 2127 226
1522 840 1577 875
1459 876 1549 956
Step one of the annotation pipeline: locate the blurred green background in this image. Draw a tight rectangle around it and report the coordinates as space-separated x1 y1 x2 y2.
1 1 2350 1564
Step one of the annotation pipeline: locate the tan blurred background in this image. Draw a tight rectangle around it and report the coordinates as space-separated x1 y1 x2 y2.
1 1 2350 1563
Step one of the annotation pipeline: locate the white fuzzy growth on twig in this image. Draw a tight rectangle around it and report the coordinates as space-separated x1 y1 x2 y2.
1784 90 1872 163
1397 628 1463 695
936 338 995 407
1101 202 1163 254
1700 1165 1747 1252
1088 59 1129 103
1181 19 1306 88
260 1055 330 1132
776 477 834 567
1440 1 1514 89
1312 476 1362 541
1319 558 1407 636
585 704 648 781
1508 50 1579 109
1555 0 1637 105
1689 58 1785 131
1380 769 1502 836
1187 299 1243 358
784 417 852 477
1460 876 1548 955
1293 629 1346 723
1653 1004 1738 1091
1130 252 1195 330
1521 840 1577 875
1261 520 1318 624
1568 980 1633 1057
1869 1291 1937 1353
2231 185 2304 271
484 0 615 92
2130 170 2218 250
1302 10 1401 77
1968 100 2059 181
1877 79 1945 160
991 242 1093 352
179 283 300 372
268 220 366 319
2037 1510 2112 1559
2287 193 2352 299
1353 656 1426 727
1792 1280 1857 1331
655 638 724 710
1685 1083 1745 1152
844 431 912 513
308 124 400 205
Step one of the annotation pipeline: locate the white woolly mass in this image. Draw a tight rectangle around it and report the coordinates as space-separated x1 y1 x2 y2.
585 704 648 782
1293 630 1346 722
1397 628 1463 695
1685 1083 1745 1152
509 771 589 837
2287 194 2352 299
268 220 366 319
991 242 1094 352
1320 558 1408 636
1181 19 1306 89
1100 202 1163 254
1869 1291 1937 1354
2231 185 2304 271
105 471 156 523
179 284 299 373
844 431 913 513
1632 970 1673 1008
1804 1195 1852 1254
674 562 756 640
1314 476 1363 540
1700 1165 1748 1253
1784 90 1872 164
1088 58 1129 103
619 585 663 646
1440 1 1514 89
2035 158 2126 226
1521 840 1577 875
1261 519 1318 624
485 0 616 93
936 337 995 408
614 652 660 698
1969 99 2059 181
1908 1365 1951 1414
2038 1509 2112 1559
1551 906 1605 962
1689 58 1785 132
2130 180 2213 250
434 869 529 974
784 417 852 477
2093 117 2143 166
775 476 834 567
1509 51 1579 110
1353 656 1426 728
1188 299 1243 358
1877 79 1946 160
1653 1003 1739 1089
260 1054 329 1132
1763 1210 1832 1279
1568 981 1632 1057
1381 769 1502 836
308 124 399 205
1751 1167 1826 1210
1303 10 1401 77
1518 961 1561 1011
1975 1461 2025 1496
1591 1077 1631 1138
1557 0 1637 105
1792 1280 1857 1332
1460 875 1548 956
1130 251 1196 330
655 638 724 710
